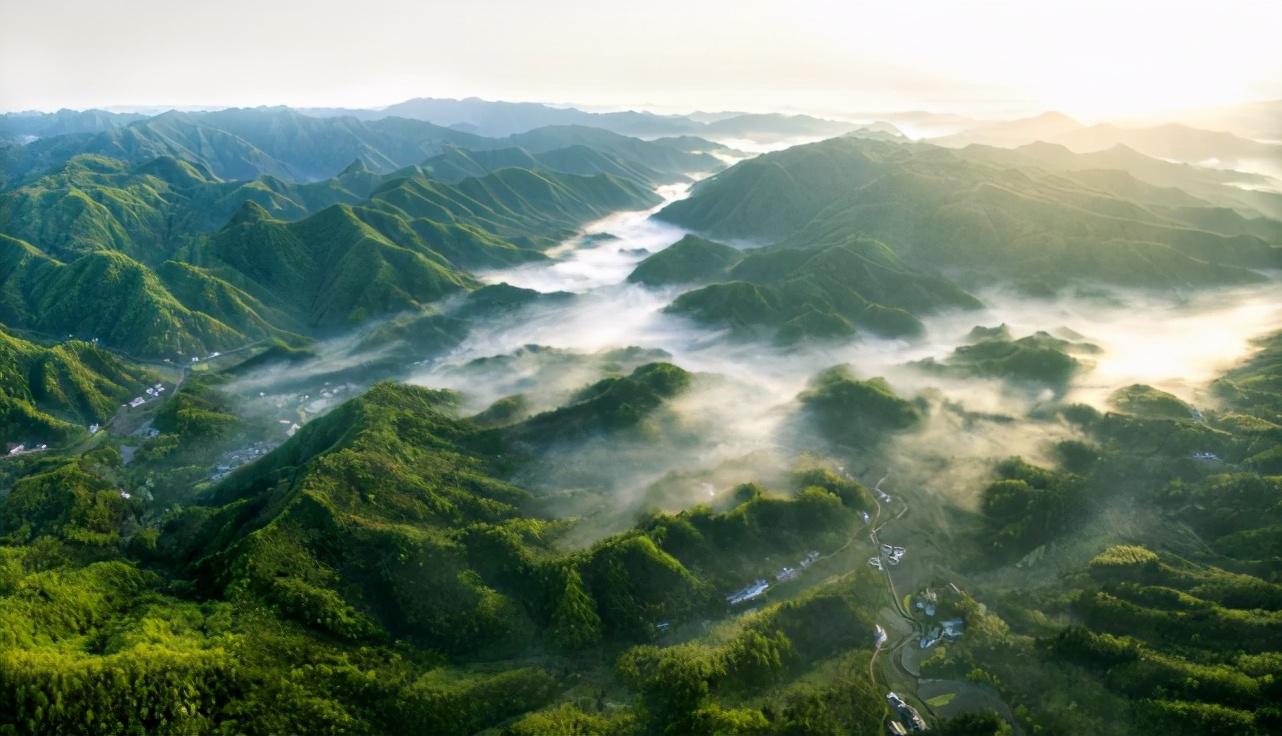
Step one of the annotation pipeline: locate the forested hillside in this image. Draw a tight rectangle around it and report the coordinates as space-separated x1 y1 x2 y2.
0 113 671 357
658 136 1281 291
2 98 1280 736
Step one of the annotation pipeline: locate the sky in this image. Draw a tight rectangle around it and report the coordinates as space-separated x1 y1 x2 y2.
2 0 1280 121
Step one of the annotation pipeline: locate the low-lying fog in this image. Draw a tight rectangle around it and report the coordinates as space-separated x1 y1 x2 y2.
225 154 1281 537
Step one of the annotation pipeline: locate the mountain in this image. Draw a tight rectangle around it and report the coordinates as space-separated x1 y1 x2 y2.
911 328 1101 395
194 202 477 330
657 236 981 342
300 97 862 143
504 362 693 446
300 97 870 146
1163 99 1282 143
7 107 495 184
1049 122 1282 171
156 377 864 659
1 155 658 356
796 365 923 448
0 236 264 357
0 154 382 264
0 108 148 142
933 115 1281 173
184 167 655 331
502 125 723 175
0 327 157 446
657 136 1280 291
416 144 678 188
932 111 1084 148
974 141 1282 221
303 96 708 138
700 113 859 141
0 363 895 734
626 235 743 286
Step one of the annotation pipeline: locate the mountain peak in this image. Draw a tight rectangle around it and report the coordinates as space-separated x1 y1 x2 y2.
1033 111 1080 125
339 158 369 176
227 199 273 227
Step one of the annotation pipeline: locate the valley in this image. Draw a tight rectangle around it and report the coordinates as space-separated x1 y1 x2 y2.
1 94 1281 736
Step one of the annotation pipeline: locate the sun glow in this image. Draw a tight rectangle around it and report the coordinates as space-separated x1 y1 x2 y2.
3 1 1277 120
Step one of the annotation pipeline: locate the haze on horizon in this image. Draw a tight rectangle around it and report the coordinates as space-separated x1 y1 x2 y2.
2 0 1280 123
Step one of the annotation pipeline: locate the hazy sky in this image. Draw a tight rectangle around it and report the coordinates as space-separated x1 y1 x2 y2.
2 0 1279 120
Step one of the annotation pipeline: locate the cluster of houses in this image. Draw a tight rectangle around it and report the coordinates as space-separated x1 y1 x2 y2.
919 618 965 650
5 443 48 457
869 543 906 571
726 579 770 606
773 550 821 583
278 419 302 437
726 550 822 606
914 589 938 617
1191 451 1220 461
209 440 281 481
913 585 966 649
125 383 166 410
184 351 222 364
886 692 927 732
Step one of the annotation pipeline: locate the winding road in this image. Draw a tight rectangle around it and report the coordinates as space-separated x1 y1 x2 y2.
858 471 939 730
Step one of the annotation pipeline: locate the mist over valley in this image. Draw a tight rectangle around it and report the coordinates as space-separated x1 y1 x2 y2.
2 4 1281 733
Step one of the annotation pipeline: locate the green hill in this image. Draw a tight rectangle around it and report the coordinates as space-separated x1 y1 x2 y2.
1215 330 1282 425
8 107 494 183
969 142 1282 221
665 237 981 342
0 327 156 445
505 362 693 446
1110 384 1194 420
0 236 257 357
0 154 382 265
504 125 722 176
187 168 655 330
0 108 147 141
912 329 1097 394
658 137 1279 291
5 109 723 190
416 144 675 188
797 365 923 447
627 235 742 286
1 155 656 356
148 378 831 661
195 203 476 329
0 371 882 733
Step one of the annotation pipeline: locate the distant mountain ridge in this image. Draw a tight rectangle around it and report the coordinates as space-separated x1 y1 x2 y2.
935 112 1282 174
1 109 726 190
298 96 861 140
658 136 1281 293
0 108 148 141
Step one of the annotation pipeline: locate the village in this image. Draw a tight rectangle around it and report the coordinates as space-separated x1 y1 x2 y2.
723 549 822 606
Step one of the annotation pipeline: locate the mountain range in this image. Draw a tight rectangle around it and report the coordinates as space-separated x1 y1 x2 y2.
2 94 1282 736
4 105 1279 361
657 135 1280 294
1 109 707 357
936 113 1282 174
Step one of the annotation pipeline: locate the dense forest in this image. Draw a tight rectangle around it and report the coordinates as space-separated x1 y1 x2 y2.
2 102 1280 735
